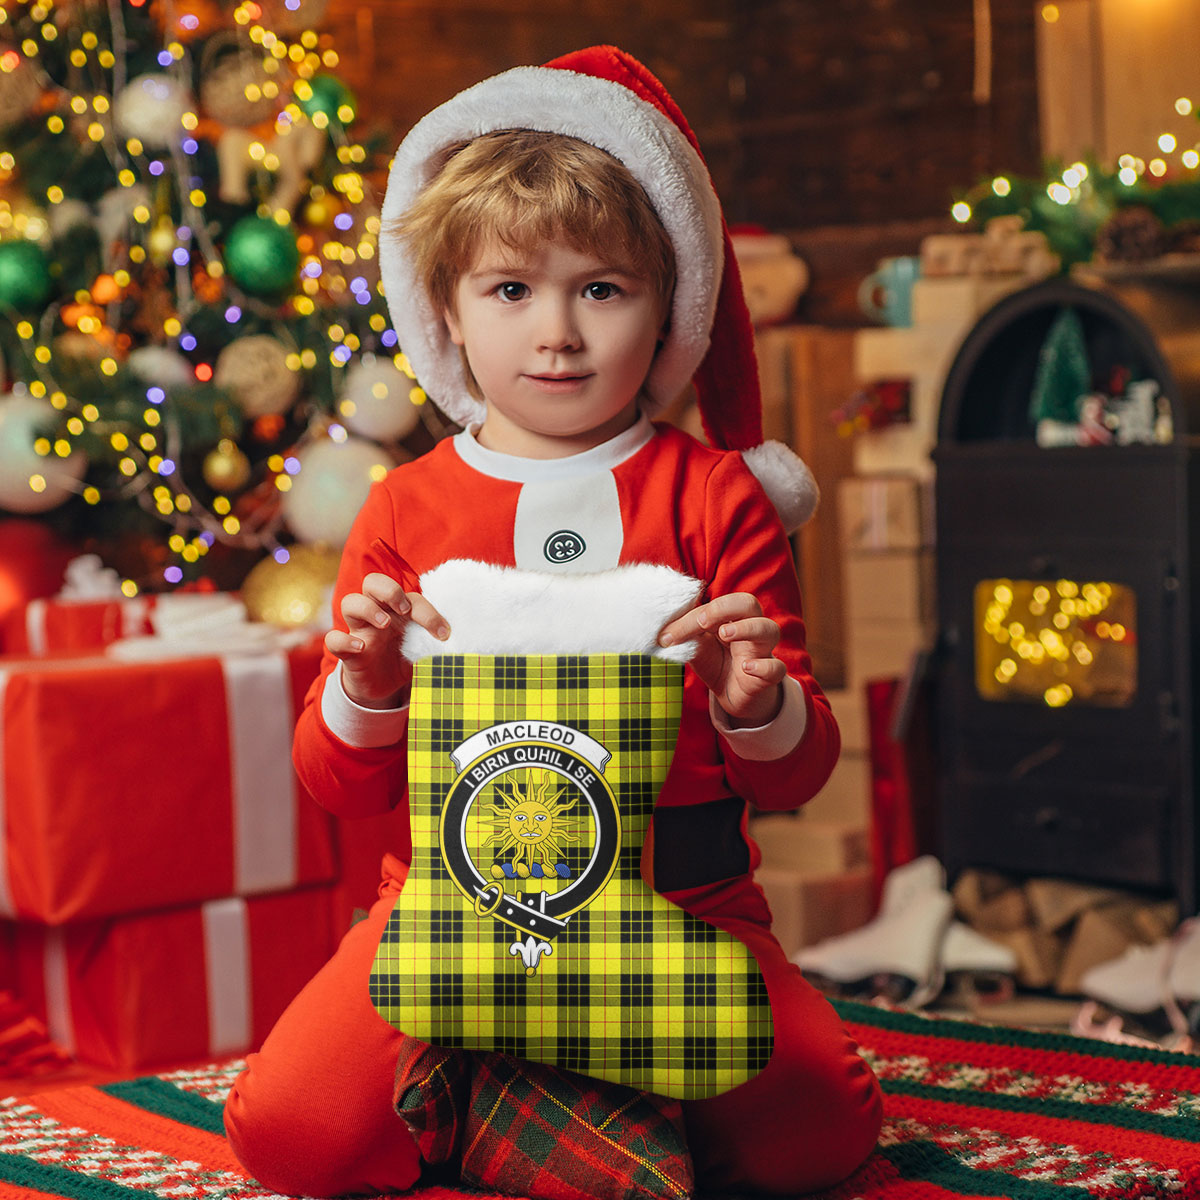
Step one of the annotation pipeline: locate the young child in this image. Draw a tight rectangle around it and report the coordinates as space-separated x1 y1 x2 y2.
224 46 882 1197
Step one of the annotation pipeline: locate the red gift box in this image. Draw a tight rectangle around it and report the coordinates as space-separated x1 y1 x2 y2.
0 642 337 923
4 597 156 655
12 886 338 1071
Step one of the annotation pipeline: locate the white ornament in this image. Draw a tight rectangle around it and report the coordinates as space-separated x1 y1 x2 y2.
127 346 196 388
214 334 301 418
48 199 94 240
216 118 325 210
113 74 192 148
281 434 393 545
0 389 86 514
0 54 43 131
200 49 276 127
338 354 421 442
96 184 152 269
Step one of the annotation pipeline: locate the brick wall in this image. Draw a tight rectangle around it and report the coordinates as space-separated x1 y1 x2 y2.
328 0 1041 236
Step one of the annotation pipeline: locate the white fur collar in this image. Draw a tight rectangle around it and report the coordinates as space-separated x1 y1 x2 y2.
453 412 653 483
401 560 701 663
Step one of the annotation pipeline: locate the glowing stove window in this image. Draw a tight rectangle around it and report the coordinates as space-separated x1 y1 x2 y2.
974 579 1136 707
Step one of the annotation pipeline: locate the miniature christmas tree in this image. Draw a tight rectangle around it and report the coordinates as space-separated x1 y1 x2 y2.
0 0 438 593
1029 307 1091 426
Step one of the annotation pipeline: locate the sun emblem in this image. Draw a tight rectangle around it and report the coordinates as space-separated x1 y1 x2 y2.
485 769 580 884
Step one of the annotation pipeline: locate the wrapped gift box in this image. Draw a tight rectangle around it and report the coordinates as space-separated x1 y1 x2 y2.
837 475 932 553
843 548 936 627
755 865 875 959
0 641 337 923
12 886 338 1071
4 596 156 655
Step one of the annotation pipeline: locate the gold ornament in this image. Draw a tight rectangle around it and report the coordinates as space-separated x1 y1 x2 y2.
200 41 278 127
148 218 178 267
241 543 340 628
215 334 302 418
202 438 252 491
303 196 332 228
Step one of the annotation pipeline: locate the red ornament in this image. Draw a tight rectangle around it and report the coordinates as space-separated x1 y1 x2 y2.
252 413 287 442
0 519 77 652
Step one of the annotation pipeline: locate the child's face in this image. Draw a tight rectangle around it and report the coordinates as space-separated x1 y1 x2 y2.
443 238 663 457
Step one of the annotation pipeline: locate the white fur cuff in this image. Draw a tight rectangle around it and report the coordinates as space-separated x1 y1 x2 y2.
401 560 702 662
321 661 410 748
710 674 808 761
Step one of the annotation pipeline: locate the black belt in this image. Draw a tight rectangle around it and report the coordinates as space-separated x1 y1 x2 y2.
652 796 750 891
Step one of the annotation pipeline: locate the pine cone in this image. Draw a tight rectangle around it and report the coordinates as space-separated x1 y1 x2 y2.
1095 206 1167 263
1166 220 1200 255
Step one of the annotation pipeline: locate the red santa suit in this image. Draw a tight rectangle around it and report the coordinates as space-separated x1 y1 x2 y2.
224 44 881 1199
225 418 882 1195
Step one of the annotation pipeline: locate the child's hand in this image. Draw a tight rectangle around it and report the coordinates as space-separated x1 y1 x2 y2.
324 573 449 709
658 592 786 727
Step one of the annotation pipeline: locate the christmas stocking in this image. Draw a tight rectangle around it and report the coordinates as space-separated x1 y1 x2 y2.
370 652 773 1099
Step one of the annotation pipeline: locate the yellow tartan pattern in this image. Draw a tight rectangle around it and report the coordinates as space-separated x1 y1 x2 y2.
369 654 774 1099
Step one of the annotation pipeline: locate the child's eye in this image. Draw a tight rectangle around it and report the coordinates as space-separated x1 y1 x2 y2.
585 282 619 301
497 282 528 301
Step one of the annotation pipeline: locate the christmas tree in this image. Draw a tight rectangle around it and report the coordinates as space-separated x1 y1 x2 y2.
0 0 440 596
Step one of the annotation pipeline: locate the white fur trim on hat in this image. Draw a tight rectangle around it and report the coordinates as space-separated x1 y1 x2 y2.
379 65 725 430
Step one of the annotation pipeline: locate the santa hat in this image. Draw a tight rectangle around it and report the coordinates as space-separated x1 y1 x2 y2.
379 45 818 531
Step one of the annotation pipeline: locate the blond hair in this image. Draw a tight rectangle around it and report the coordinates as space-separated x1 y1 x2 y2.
391 129 676 325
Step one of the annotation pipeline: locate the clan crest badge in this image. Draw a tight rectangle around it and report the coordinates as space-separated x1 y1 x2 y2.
440 719 620 974
370 653 774 1098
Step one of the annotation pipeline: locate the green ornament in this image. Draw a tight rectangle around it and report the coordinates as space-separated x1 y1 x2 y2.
224 215 301 296
296 74 356 127
0 241 53 311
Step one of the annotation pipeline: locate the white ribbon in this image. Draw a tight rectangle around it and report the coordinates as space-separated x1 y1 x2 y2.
24 593 151 654
38 899 253 1061
221 653 299 895
202 897 252 1056
867 479 889 551
42 928 75 1055
23 601 48 655
121 596 152 638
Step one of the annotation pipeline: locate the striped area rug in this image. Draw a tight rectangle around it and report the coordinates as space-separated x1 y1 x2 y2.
1 999 1200 1199
0 1062 498 1200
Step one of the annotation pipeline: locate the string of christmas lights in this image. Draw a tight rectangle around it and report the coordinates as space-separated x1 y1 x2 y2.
976 578 1136 709
950 87 1200 268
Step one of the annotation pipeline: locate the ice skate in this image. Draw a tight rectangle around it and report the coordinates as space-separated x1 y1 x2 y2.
940 920 1017 1005
1077 917 1200 1048
793 856 954 1008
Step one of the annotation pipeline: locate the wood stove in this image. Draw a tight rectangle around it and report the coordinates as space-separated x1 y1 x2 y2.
933 276 1200 913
